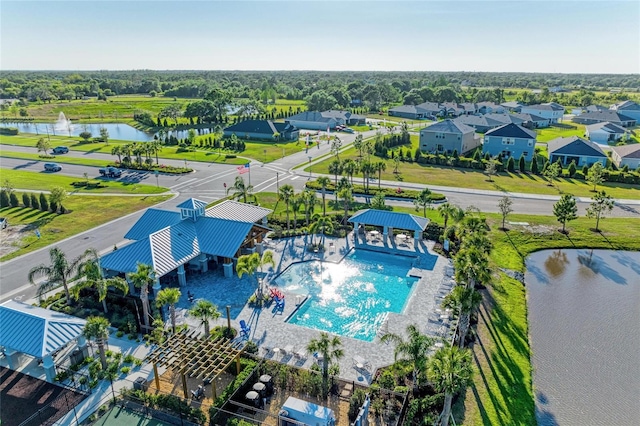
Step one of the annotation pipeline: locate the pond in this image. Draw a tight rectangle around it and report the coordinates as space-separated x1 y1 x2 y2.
525 249 640 426
0 121 214 142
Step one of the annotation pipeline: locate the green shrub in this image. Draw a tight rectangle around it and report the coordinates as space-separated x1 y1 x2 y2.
9 192 19 208
123 354 135 364
348 389 367 421
116 330 124 338
0 127 18 135
120 366 131 375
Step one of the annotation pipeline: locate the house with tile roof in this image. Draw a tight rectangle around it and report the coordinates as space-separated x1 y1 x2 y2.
610 144 640 170
419 119 480 155
547 136 607 167
585 122 630 144
610 100 640 122
100 199 272 286
572 110 637 127
223 119 299 141
483 123 537 161
520 102 565 123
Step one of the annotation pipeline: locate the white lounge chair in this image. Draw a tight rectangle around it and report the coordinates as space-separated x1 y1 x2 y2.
353 355 371 371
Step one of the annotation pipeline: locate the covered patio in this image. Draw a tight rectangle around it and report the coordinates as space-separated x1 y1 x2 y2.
348 209 430 247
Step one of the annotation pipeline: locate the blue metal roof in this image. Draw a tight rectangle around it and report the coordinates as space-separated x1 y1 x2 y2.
348 209 429 231
125 209 181 241
176 198 208 210
101 239 153 275
150 222 200 276
0 300 86 358
195 217 255 259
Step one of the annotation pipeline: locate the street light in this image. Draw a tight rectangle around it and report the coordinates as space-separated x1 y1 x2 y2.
308 156 312 179
276 172 279 191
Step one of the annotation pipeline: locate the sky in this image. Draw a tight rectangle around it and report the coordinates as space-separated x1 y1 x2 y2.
1 0 639 74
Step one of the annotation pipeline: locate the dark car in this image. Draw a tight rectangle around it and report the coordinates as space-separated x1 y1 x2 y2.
52 146 69 154
44 162 62 172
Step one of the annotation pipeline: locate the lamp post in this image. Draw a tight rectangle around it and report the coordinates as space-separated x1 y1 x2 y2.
308 156 312 179
276 172 279 192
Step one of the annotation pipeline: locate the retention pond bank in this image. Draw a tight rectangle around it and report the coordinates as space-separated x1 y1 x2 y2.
525 249 640 426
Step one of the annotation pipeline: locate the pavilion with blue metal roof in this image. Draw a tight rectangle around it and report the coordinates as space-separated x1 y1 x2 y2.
0 300 88 382
100 199 272 288
348 209 429 243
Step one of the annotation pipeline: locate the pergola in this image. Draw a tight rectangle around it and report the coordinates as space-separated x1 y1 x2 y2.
145 329 245 399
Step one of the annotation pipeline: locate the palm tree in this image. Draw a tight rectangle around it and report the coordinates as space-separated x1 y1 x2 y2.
454 246 490 290
328 160 342 202
428 345 474 426
28 247 96 305
316 177 331 216
110 145 123 163
237 251 275 302
460 230 492 255
156 287 182 333
278 184 295 232
360 161 373 193
301 189 317 227
309 214 335 246
380 324 433 387
438 203 456 230
84 316 111 370
342 159 357 186
72 258 129 313
307 332 344 399
338 187 353 225
127 263 156 330
414 188 433 217
189 299 220 337
375 161 387 189
442 286 482 348
290 193 302 231
227 176 254 203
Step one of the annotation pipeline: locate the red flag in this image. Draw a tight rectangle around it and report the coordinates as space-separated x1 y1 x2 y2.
237 163 250 174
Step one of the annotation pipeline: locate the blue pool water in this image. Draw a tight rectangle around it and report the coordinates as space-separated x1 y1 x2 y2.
274 250 419 341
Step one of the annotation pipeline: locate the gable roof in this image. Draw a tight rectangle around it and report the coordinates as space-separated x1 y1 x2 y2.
125 208 181 241
577 110 636 123
547 136 606 158
415 102 443 113
612 100 640 111
286 111 334 123
484 113 525 125
177 198 208 210
485 123 536 139
453 115 505 129
585 104 608 112
0 300 86 358
611 144 640 159
586 121 628 134
348 209 429 231
512 112 547 123
522 103 563 112
542 102 565 111
389 105 424 114
501 101 523 109
423 119 474 134
223 120 296 135
205 200 271 223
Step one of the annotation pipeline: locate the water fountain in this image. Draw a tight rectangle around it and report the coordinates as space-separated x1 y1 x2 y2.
54 112 73 136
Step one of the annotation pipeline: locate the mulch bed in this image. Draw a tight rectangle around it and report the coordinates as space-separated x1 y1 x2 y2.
0 366 87 426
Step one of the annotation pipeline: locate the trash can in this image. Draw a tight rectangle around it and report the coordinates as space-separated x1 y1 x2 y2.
133 377 148 391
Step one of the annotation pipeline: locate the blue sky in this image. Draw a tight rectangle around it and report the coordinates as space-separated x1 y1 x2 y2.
1 1 638 73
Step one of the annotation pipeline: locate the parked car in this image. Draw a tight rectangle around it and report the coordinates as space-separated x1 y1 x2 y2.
52 146 69 154
342 127 355 133
99 167 122 178
0 218 7 229
44 163 62 172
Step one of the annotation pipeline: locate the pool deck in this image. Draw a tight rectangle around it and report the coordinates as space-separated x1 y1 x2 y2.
176 232 456 385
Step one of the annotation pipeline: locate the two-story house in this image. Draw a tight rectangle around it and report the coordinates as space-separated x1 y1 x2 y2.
483 123 537 161
520 102 564 123
419 119 480 155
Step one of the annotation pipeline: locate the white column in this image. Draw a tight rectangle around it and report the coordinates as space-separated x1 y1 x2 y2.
177 264 186 287
43 354 56 383
223 262 234 278
199 253 208 273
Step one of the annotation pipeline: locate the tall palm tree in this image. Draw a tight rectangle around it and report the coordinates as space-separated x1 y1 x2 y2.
360 161 373 193
110 145 123 163
227 176 254 203
414 188 433 217
301 189 317 227
328 160 342 202
442 286 483 348
428 345 474 426
316 177 331 216
342 159 357 186
84 316 111 370
460 230 492 255
127 263 156 330
338 187 353 225
438 203 456 230
237 251 274 302
309 214 335 246
72 258 129 313
375 161 387 189
307 332 344 399
189 299 220 337
454 246 490 290
290 193 302 231
28 247 96 305
156 287 182 333
380 324 433 387
278 184 295 232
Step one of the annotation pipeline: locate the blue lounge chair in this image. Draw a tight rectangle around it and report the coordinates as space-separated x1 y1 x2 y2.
239 320 251 339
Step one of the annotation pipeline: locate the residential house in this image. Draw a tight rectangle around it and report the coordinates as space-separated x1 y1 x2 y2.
477 102 505 115
441 102 464 117
501 101 523 113
610 100 640 122
453 115 506 133
572 110 636 127
585 104 609 113
547 136 607 167
321 110 367 125
459 103 477 115
610 144 640 170
223 120 299 141
419 119 480 155
512 113 550 128
585 122 630 144
285 111 340 130
520 102 565 123
388 105 429 120
483 123 537 162
485 113 525 126
416 102 444 118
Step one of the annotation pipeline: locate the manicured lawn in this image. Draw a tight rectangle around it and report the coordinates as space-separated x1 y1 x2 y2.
535 123 586 143
1 150 111 168
0 194 171 261
0 169 169 194
459 213 640 425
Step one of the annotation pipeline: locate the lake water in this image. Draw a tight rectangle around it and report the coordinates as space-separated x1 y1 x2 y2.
0 122 213 142
525 249 640 426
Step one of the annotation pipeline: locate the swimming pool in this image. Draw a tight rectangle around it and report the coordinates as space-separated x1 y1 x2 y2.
273 249 419 341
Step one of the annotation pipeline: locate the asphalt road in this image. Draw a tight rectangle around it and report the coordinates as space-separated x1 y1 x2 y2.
1 130 639 303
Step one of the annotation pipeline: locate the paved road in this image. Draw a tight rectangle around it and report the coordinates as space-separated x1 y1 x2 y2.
1 129 639 303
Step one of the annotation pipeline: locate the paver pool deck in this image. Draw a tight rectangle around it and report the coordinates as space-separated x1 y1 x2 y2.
175 232 455 385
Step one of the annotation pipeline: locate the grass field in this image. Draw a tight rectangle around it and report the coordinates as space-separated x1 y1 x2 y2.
0 169 169 194
535 122 586 143
0 194 171 261
1 150 111 168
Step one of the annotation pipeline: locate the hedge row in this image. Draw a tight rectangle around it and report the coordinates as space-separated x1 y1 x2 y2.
110 161 193 174
305 181 446 202
0 127 18 135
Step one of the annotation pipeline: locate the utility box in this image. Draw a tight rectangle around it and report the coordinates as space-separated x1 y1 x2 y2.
133 377 148 391
279 397 336 426
69 349 84 365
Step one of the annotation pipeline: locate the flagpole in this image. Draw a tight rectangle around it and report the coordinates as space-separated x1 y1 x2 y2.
248 163 251 186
